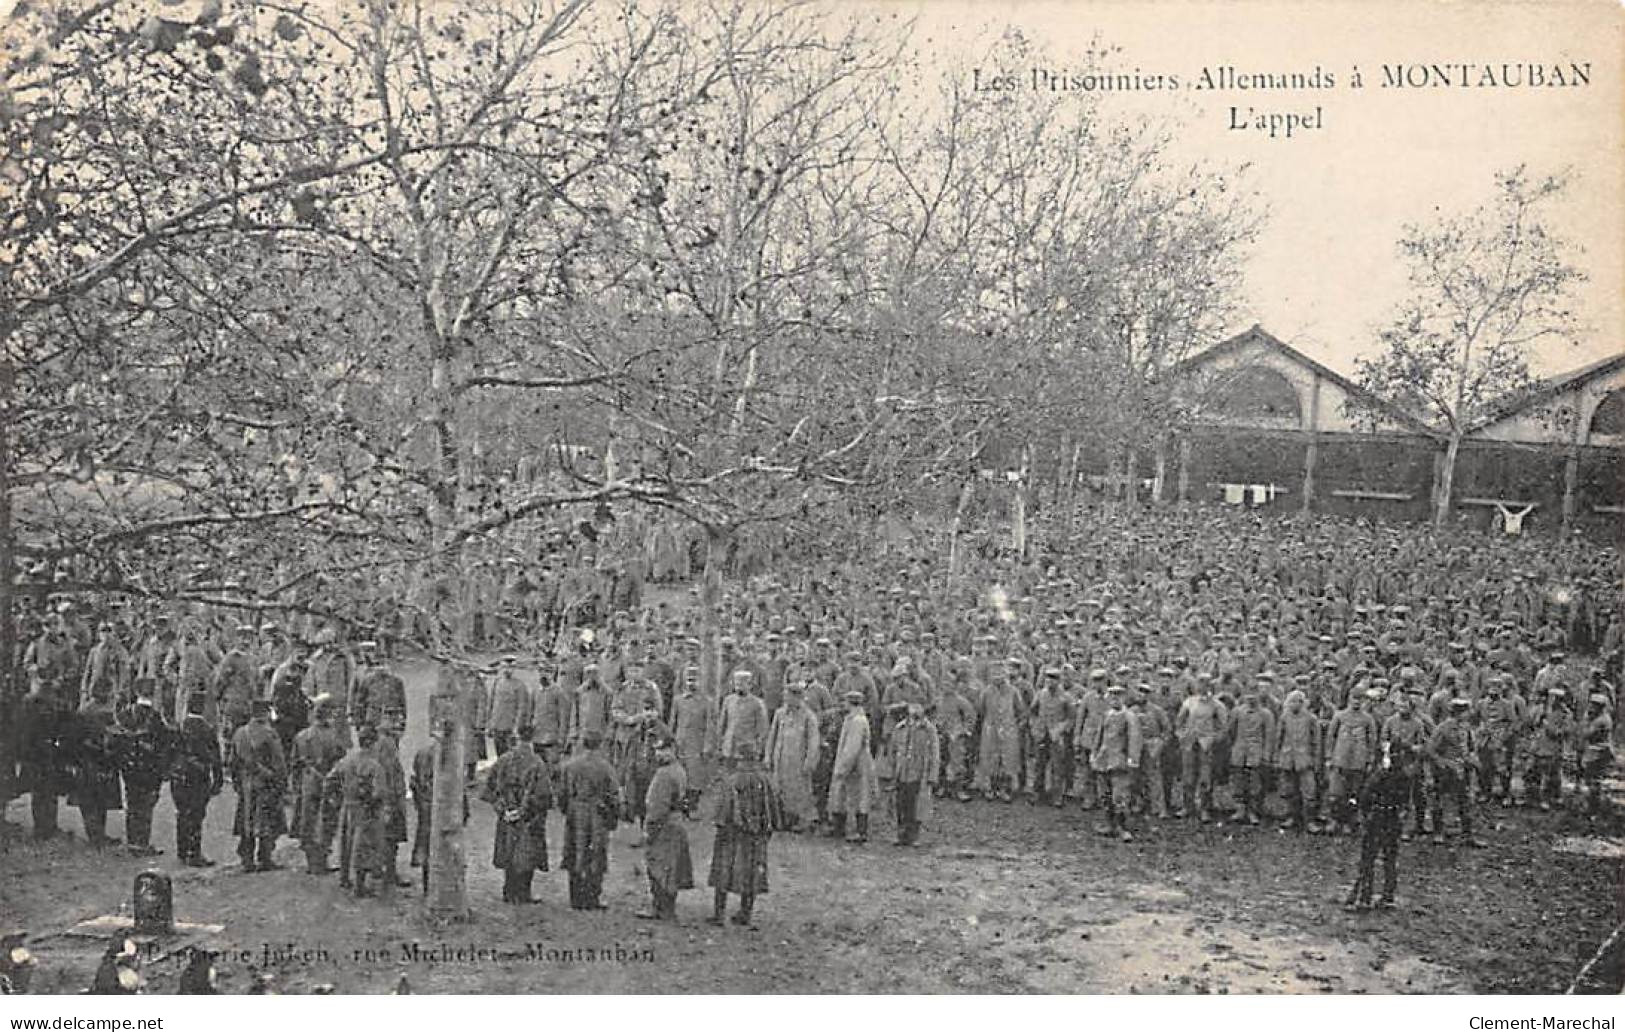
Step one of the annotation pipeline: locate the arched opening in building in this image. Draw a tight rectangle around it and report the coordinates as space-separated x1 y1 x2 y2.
1206 365 1303 425
1588 388 1625 438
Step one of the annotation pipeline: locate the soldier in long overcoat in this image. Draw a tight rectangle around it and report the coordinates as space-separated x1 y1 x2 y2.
637 740 694 921
290 697 347 873
558 732 619 910
482 731 554 904
764 684 820 829
230 700 288 871
325 725 388 896
828 691 877 842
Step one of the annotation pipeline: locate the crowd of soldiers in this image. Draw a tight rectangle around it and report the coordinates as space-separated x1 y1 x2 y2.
2 502 1620 928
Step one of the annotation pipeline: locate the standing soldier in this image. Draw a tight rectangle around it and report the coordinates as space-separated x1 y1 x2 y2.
17 680 67 840
1273 689 1321 832
481 726 554 904
558 731 619 910
212 625 259 765
1323 689 1379 835
530 660 573 766
113 685 169 857
1090 685 1142 842
171 622 219 729
828 691 877 842
80 622 131 706
1345 744 1414 912
1175 675 1227 823
350 642 408 736
670 665 715 815
68 696 123 848
326 725 387 897
890 703 940 846
1070 671 1108 809
486 656 529 758
637 739 694 921
1380 691 1432 840
303 631 356 745
718 670 770 772
1027 669 1073 807
170 692 222 866
936 670 977 802
269 656 310 766
1426 698 1485 847
1580 692 1615 819
1132 687 1172 820
1528 688 1576 812
976 665 1022 804
569 664 612 752
290 697 347 875
707 742 782 929
230 700 288 871
1226 688 1276 826
1475 676 1522 806
764 683 821 832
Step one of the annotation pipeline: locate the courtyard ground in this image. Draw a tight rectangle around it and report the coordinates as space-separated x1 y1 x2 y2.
4 658 1621 995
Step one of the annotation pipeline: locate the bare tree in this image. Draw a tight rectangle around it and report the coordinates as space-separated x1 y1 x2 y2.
1356 166 1585 525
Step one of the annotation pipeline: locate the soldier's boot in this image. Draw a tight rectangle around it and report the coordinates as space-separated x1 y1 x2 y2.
828 814 847 839
305 848 333 875
1116 806 1134 842
706 889 727 927
354 871 374 898
733 892 756 928
852 814 869 843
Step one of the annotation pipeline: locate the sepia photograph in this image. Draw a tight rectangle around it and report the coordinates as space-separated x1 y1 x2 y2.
0 0 1622 1004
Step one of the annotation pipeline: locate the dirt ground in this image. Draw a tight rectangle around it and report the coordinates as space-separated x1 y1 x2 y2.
4 658 1622 995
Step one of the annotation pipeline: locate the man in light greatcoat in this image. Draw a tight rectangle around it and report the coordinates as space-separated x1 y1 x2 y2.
765 683 820 831
1272 688 1321 832
828 691 876 843
1090 684 1142 842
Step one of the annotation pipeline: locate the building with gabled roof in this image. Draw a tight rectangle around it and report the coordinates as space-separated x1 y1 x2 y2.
1141 326 1622 536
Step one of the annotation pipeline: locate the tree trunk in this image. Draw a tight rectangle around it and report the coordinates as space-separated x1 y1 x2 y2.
1062 442 1081 538
1151 438 1167 505
1012 445 1030 557
1434 434 1462 527
426 664 469 922
699 527 726 699
0 358 14 805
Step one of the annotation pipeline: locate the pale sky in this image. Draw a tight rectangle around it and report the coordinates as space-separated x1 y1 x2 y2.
873 0 1624 379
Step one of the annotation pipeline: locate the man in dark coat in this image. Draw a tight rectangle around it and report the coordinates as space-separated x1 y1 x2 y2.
115 685 171 857
230 699 288 871
1346 744 1415 911
708 741 782 929
558 731 619 910
170 691 222 866
636 739 694 921
68 697 123 847
481 727 554 904
17 684 67 840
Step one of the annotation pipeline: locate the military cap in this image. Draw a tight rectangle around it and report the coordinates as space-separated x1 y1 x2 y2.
1450 698 1472 709
844 690 865 704
1590 692 1610 706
